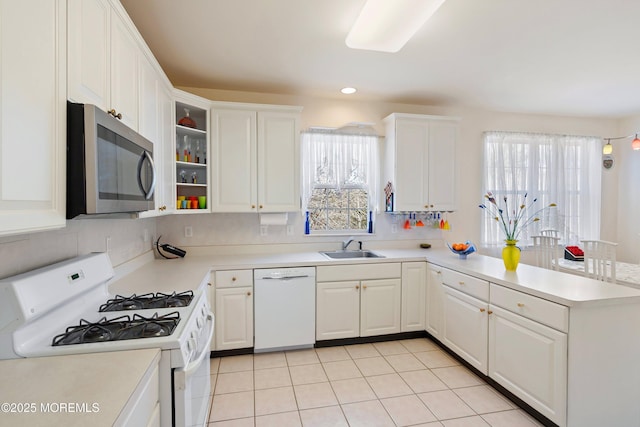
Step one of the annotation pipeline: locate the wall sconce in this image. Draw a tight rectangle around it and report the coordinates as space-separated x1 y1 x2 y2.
602 139 613 155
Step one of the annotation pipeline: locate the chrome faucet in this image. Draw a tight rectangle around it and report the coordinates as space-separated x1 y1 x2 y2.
342 237 356 251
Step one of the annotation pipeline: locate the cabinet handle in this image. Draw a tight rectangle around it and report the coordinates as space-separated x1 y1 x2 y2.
232 277 237 282
517 303 525 307
247 291 252 296
355 285 360 290
363 285 367 289
259 205 263 209
108 109 122 120
458 281 465 285
207 283 212 287
488 310 493 315
424 204 429 209
479 308 486 313
251 204 256 209
159 205 166 211
436 270 442 274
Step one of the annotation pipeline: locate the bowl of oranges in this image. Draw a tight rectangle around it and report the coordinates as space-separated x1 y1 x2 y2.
446 241 476 259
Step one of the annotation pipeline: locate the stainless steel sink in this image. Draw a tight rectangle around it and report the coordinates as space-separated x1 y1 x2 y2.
320 250 384 259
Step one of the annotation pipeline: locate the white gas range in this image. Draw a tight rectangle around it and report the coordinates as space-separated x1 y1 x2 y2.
0 252 214 427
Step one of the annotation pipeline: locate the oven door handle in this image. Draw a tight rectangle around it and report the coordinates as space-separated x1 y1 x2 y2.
180 312 214 380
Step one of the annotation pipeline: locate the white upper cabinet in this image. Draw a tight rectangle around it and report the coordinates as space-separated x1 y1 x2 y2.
67 0 109 110
211 102 302 213
210 108 257 212
383 113 458 212
68 0 167 133
0 0 67 236
257 111 301 212
109 7 138 130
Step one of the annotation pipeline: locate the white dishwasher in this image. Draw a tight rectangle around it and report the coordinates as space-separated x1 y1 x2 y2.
254 267 316 352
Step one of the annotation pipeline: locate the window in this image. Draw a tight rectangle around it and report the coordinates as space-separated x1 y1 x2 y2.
481 131 602 246
301 130 379 233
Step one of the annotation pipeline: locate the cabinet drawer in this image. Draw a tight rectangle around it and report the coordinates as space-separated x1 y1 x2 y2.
215 270 253 288
317 263 401 282
490 284 568 333
439 268 489 301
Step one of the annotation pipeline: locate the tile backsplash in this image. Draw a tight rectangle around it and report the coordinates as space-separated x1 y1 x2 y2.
0 217 156 279
0 211 447 279
156 212 444 251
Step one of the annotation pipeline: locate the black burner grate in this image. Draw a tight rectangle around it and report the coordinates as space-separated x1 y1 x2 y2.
99 290 194 312
52 312 180 346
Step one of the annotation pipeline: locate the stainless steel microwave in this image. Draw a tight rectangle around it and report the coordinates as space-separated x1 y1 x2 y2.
66 102 156 219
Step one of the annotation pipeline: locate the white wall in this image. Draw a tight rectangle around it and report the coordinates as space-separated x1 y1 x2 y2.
614 115 640 262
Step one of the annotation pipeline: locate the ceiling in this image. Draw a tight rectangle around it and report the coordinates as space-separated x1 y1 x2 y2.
121 0 640 118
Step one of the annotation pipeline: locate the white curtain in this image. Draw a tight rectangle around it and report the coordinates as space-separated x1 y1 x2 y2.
482 131 601 246
301 131 379 213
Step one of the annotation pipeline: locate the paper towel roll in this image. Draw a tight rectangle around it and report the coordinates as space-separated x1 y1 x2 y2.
259 213 288 225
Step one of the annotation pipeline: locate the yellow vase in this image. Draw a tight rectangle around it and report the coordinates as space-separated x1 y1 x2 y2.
502 240 520 271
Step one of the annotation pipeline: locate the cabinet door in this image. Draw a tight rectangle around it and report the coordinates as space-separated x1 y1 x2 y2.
215 287 254 350
138 56 159 144
0 0 66 236
316 281 360 341
401 262 426 332
257 111 300 212
158 85 175 214
426 265 445 339
394 118 429 211
211 109 257 212
442 285 488 374
489 305 567 426
67 0 109 110
428 120 457 211
110 9 138 131
361 278 401 337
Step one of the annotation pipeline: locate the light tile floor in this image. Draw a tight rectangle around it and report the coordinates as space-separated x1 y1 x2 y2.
208 338 545 427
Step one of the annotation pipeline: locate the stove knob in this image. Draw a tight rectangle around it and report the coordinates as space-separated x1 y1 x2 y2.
190 331 199 349
196 316 203 328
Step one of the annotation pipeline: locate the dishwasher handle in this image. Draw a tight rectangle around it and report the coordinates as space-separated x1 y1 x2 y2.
259 275 311 280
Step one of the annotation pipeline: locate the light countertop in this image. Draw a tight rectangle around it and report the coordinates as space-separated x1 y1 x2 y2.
108 247 640 309
0 348 160 427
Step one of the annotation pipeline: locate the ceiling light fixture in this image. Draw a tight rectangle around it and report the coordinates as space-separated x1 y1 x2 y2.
346 0 446 53
341 87 357 94
602 140 613 155
632 134 640 151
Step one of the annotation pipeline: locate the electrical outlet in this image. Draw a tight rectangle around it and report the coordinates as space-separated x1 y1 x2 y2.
260 225 268 236
105 236 112 253
184 226 193 238
286 225 294 236
391 224 398 234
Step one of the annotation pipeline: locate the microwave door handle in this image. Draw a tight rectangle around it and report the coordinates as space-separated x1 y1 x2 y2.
137 150 156 200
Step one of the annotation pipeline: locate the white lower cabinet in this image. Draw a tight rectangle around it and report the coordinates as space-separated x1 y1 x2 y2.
433 263 569 426
316 278 401 340
401 262 427 332
213 270 254 351
488 304 567 426
360 278 401 337
316 281 360 340
316 263 401 341
442 285 489 373
425 264 444 338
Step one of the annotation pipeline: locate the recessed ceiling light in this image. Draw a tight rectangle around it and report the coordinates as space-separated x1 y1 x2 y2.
346 0 447 53
341 87 357 94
